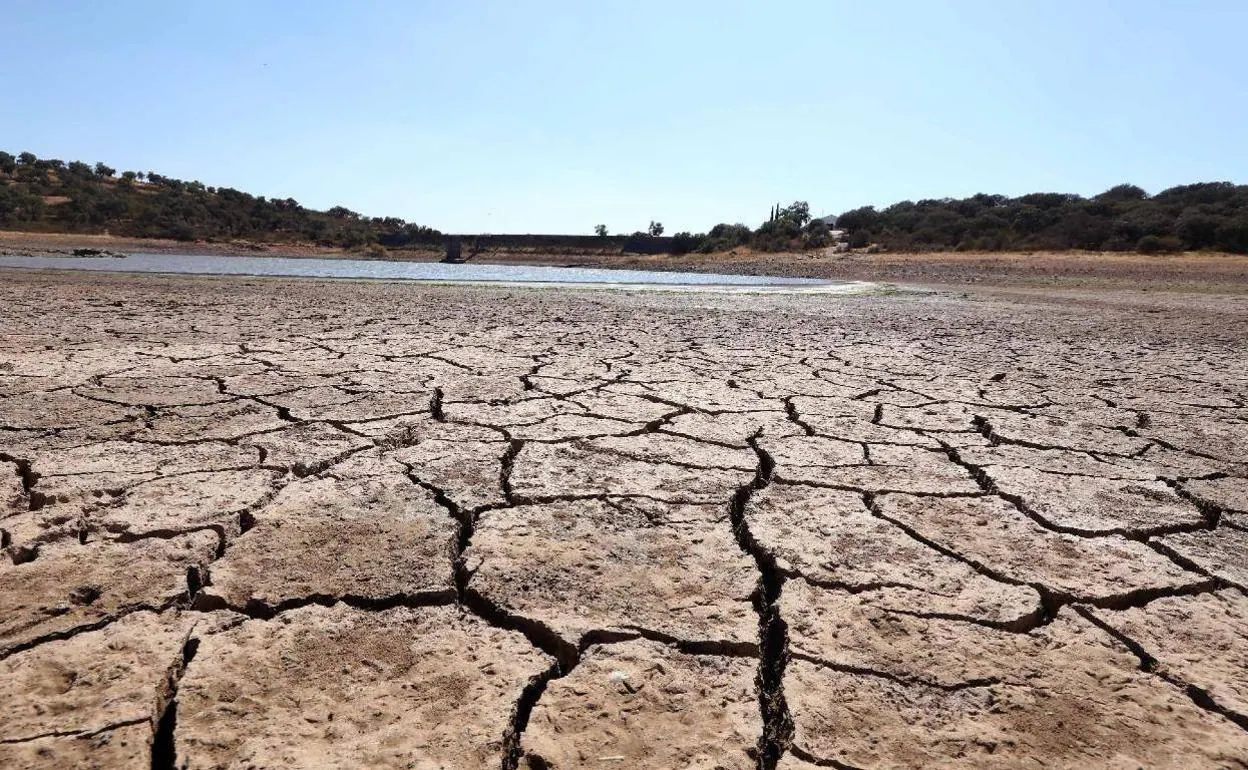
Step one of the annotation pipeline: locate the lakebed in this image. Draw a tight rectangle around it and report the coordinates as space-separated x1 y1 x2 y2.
5 229 1248 291
0 251 870 294
1 268 1246 768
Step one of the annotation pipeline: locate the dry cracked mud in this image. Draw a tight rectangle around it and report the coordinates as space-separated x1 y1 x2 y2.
1 270 1247 768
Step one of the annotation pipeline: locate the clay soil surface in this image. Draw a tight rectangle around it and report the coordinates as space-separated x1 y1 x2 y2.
1 269 1247 768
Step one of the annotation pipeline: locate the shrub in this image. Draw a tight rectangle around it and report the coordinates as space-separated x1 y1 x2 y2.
670 231 701 254
847 230 870 249
1215 217 1248 253
1136 235 1184 254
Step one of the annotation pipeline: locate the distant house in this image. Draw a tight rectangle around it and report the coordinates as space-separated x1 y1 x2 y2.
815 214 838 227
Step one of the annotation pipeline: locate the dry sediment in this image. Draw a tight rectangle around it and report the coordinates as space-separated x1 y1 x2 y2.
1 270 1247 768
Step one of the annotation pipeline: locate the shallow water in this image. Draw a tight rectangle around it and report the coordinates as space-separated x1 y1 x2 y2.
0 252 867 293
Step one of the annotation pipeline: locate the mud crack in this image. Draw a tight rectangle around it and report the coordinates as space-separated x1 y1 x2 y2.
729 433 793 769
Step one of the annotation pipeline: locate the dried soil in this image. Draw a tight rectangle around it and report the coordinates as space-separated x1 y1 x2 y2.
1 269 1246 767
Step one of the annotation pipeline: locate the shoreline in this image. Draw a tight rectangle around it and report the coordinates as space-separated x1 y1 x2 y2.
3 229 1248 292
0 264 888 295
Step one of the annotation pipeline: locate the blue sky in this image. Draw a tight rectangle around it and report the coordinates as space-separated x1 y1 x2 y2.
3 1 1246 233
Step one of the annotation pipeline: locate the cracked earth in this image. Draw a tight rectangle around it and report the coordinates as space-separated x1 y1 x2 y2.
1 271 1247 769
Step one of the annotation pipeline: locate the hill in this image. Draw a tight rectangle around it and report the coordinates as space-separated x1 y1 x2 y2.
0 150 441 249
835 184 1248 254
4 149 1248 255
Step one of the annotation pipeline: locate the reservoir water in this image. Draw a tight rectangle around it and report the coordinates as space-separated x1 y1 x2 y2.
0 253 868 293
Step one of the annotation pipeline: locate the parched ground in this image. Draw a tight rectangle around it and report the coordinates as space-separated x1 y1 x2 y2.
1 270 1247 769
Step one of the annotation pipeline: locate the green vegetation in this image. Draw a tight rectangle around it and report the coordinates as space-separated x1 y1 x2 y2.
694 186 1248 255
0 150 440 248
687 185 1248 255
835 183 1248 254
696 201 826 253
4 149 1246 255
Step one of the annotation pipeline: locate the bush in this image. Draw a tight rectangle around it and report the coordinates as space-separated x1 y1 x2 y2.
1215 217 1248 253
670 231 701 254
829 183 1248 253
1136 235 1184 254
696 223 752 253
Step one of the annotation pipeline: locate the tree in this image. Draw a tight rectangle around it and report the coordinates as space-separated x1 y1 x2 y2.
1096 184 1148 202
1215 216 1248 253
594 224 608 237
648 220 664 237
1176 212 1224 250
120 171 138 183
836 206 880 233
94 162 115 177
17 152 36 166
777 201 811 228
805 219 833 248
0 152 15 174
671 232 701 254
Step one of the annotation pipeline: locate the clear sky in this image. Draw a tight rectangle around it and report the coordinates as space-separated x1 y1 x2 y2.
3 1 1246 233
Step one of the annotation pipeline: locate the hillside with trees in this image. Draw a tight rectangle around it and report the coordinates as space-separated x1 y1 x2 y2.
834 184 1248 254
0 150 440 248
691 185 1248 255
4 150 1247 255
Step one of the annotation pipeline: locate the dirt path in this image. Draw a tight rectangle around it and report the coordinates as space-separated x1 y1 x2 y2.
1 271 1246 768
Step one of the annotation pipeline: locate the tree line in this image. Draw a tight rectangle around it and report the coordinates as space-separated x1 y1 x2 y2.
674 184 1248 255
834 183 1248 254
0 151 440 248
4 150 1246 254
668 201 836 254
